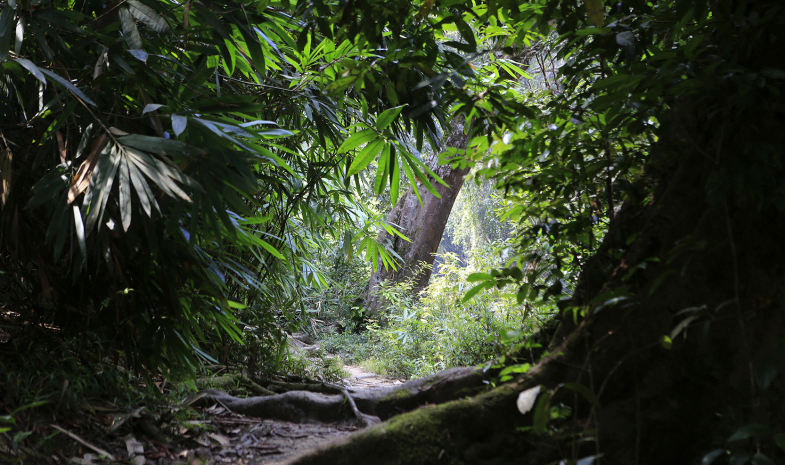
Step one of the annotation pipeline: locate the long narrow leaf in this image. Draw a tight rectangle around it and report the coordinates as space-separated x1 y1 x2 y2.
337 128 377 154
127 0 170 34
38 68 96 106
119 7 142 50
347 138 384 176
118 156 132 231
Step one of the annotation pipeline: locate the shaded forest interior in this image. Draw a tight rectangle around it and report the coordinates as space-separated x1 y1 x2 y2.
1 0 784 464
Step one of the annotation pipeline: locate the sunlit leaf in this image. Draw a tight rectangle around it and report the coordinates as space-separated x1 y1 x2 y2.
142 104 165 115
38 68 96 107
172 114 187 137
375 105 405 131
337 128 378 154
12 58 45 85
128 49 148 63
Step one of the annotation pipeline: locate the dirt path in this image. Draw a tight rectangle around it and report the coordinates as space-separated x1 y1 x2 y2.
341 365 403 389
252 365 401 464
40 361 404 464
171 364 403 465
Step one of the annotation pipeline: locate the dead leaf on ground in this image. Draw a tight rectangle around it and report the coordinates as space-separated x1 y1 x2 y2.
206 432 231 448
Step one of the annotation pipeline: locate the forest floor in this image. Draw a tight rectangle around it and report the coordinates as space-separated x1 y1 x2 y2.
187 365 402 465
18 362 402 465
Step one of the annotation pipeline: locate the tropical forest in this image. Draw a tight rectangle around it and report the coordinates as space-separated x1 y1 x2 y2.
0 0 783 463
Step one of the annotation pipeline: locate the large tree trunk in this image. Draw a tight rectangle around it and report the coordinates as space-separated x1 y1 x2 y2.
365 115 471 316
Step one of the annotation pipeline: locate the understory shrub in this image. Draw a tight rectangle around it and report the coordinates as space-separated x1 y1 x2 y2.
320 246 557 379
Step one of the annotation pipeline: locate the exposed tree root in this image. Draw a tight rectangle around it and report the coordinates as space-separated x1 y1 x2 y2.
197 366 488 425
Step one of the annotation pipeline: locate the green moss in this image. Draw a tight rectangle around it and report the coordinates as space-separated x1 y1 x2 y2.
381 387 414 402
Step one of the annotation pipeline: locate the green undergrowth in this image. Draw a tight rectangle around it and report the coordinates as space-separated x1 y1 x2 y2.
0 330 157 415
319 251 557 380
284 347 351 383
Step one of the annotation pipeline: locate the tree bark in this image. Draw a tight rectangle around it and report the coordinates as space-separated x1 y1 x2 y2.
365 115 471 316
197 366 487 424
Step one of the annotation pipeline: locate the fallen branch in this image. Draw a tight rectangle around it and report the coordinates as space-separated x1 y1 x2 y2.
51 424 116 461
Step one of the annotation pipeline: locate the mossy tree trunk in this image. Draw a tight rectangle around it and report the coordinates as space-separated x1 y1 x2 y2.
365 115 472 317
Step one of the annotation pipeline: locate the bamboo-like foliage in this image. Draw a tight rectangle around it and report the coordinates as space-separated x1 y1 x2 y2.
0 0 570 378
0 0 516 378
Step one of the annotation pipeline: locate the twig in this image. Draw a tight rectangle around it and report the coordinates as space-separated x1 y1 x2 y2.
50 424 116 461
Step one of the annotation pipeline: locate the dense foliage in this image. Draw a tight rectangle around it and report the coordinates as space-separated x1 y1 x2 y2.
3 6 783 464
0 0 518 380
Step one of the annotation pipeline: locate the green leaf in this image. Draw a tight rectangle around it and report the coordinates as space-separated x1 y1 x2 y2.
755 356 780 390
238 25 266 75
337 128 378 154
123 147 192 201
127 0 170 34
118 156 132 232
12 58 46 85
760 68 785 79
466 272 493 282
83 145 121 232
258 238 284 259
375 105 405 131
585 0 604 29
560 382 600 408
774 433 785 451
728 424 770 442
38 68 97 107
347 139 385 176
0 5 14 58
702 449 726 465
593 295 632 314
453 15 476 50
532 390 552 434
462 281 492 302
119 7 143 50
516 284 530 304
127 160 156 217
11 400 51 415
12 430 32 443
389 144 400 204
118 134 205 157
750 453 775 465
374 144 389 194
